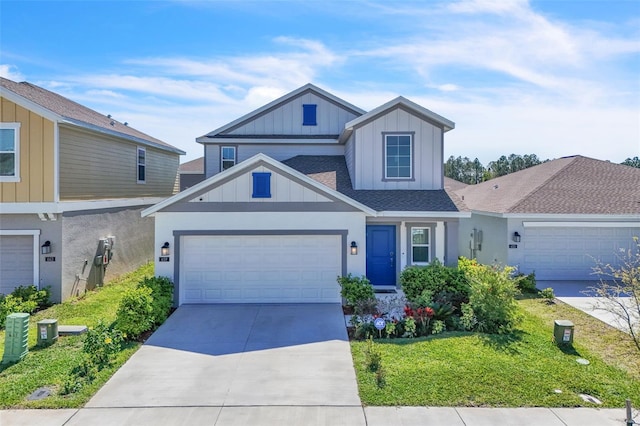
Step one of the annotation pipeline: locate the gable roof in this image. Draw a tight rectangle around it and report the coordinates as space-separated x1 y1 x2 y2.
454 155 640 215
0 77 184 155
197 83 366 141
142 153 376 217
283 156 461 213
179 156 204 174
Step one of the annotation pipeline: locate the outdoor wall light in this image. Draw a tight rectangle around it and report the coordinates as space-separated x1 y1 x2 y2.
41 241 51 255
350 241 358 255
512 232 521 243
161 242 170 256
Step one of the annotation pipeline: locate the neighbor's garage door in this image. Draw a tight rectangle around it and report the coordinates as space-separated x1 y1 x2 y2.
180 234 342 304
522 226 638 280
0 235 34 295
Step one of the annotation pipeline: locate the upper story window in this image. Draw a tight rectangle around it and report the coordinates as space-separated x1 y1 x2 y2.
137 147 146 183
0 123 20 182
252 172 271 198
302 104 317 126
221 146 236 171
384 134 412 179
411 227 430 265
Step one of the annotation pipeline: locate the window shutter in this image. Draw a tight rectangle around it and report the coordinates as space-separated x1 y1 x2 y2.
252 172 271 198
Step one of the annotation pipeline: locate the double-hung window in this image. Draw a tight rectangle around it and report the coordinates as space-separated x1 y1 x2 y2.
0 123 20 182
384 134 412 179
221 146 236 171
411 227 430 265
137 147 146 183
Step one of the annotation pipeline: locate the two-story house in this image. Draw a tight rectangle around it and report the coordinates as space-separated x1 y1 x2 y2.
0 77 184 302
142 84 468 305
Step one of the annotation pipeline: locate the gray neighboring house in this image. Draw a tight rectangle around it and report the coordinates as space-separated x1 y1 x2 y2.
453 155 640 281
0 77 185 302
178 156 205 191
143 83 468 305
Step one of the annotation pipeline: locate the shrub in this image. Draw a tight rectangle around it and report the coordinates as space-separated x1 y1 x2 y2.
463 262 522 334
515 272 537 293
115 286 154 339
0 285 51 328
540 287 555 301
83 321 124 367
138 276 173 326
337 274 375 307
400 260 470 308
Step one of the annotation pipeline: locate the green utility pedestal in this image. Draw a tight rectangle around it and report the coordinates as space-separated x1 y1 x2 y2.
37 319 58 346
554 320 574 345
2 313 30 363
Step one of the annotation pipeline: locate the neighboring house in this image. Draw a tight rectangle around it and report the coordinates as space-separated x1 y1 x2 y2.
453 156 640 281
143 83 468 305
0 77 185 302
178 156 205 191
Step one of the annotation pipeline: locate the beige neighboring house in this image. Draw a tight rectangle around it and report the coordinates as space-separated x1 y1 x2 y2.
178 156 205 191
453 156 640 281
0 77 185 302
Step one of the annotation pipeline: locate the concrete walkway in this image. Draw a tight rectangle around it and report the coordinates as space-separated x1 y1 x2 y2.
1 406 631 425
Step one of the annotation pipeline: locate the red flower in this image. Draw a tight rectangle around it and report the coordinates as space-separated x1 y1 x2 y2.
425 307 435 318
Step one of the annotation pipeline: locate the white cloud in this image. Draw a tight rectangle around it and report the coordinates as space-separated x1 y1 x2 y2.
0 64 24 81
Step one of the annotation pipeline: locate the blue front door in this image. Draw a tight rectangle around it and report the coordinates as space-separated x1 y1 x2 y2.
366 225 396 286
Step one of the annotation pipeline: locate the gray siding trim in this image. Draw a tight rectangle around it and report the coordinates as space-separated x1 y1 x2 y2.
381 131 416 182
162 202 360 212
208 134 340 139
162 159 353 210
222 88 362 135
62 204 155 217
172 229 349 306
351 105 447 133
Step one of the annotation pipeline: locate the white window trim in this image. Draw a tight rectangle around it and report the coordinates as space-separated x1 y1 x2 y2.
137 147 146 184
220 146 237 171
0 229 40 288
383 133 414 180
0 122 21 182
410 226 430 265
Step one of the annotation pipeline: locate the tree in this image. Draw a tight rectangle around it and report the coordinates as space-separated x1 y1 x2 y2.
622 157 640 168
444 156 486 184
588 237 640 352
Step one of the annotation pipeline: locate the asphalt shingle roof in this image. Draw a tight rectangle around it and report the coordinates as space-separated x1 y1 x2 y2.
454 156 640 215
1 77 183 153
283 155 460 212
179 156 204 173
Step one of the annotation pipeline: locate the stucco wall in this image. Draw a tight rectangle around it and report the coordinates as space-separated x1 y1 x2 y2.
458 213 509 265
61 206 154 301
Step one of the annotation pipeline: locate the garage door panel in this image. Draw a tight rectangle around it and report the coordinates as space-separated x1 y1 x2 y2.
180 234 342 304
523 226 638 280
0 235 35 295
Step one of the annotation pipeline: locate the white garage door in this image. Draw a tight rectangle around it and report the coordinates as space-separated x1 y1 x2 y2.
180 234 342 304
523 226 639 280
0 235 34 295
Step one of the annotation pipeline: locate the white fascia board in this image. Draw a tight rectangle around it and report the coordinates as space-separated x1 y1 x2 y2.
198 138 340 145
197 83 366 140
345 96 455 132
523 221 640 228
0 88 61 123
0 198 167 214
377 211 471 218
142 153 377 217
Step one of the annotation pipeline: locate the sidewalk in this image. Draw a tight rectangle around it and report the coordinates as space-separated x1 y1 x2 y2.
1 406 633 426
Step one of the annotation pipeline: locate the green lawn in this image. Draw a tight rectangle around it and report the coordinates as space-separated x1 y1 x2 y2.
352 297 640 407
0 263 154 408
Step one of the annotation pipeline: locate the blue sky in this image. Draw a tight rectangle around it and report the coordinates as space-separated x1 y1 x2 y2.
1 0 639 164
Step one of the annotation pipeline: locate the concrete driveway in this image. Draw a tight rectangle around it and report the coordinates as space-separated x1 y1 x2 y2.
86 304 360 408
538 280 638 333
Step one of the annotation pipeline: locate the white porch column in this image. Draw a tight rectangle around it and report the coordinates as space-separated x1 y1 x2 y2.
399 221 407 270
435 221 445 262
